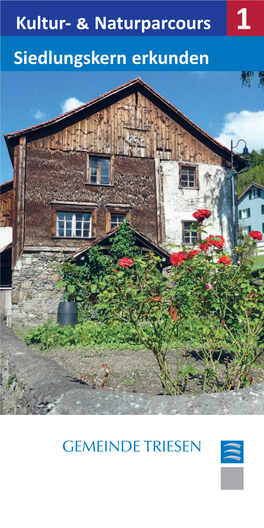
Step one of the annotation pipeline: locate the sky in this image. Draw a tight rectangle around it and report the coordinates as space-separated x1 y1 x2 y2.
1 70 264 185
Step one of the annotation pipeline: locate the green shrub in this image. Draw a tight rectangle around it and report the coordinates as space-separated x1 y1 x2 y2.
24 320 155 351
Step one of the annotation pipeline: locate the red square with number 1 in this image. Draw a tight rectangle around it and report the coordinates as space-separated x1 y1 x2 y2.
227 0 264 36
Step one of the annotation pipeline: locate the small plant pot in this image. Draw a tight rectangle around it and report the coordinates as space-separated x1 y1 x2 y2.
57 301 78 327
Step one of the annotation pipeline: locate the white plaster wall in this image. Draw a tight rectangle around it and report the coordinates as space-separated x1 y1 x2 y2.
161 161 233 252
0 227 12 251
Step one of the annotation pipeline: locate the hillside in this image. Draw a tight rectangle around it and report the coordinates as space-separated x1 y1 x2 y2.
238 148 264 196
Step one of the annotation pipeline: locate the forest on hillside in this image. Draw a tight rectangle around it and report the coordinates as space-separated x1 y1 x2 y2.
238 148 264 196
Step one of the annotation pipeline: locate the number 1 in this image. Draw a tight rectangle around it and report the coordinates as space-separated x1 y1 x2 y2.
237 8 251 30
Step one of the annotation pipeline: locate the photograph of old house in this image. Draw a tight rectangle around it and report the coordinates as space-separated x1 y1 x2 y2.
3 77 245 326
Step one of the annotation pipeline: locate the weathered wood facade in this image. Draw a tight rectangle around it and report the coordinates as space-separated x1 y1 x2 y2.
23 90 229 164
4 78 246 326
0 180 13 228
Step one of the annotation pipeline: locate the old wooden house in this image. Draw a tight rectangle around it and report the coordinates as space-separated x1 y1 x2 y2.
4 77 245 326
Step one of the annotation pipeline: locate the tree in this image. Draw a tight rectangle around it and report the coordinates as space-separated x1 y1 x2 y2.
241 71 264 88
237 148 264 195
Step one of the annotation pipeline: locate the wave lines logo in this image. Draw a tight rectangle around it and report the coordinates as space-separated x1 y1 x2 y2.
221 441 244 464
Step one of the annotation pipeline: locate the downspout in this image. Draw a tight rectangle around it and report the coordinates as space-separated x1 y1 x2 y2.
232 163 251 248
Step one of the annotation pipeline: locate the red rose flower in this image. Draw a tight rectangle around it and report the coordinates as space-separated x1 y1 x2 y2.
170 252 187 267
206 235 225 249
118 257 133 268
192 209 212 222
217 256 231 265
249 230 262 241
186 249 199 260
199 242 210 252
150 296 162 302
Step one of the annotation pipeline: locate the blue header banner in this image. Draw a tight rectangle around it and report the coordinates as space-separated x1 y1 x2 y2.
1 1 227 36
1 36 262 71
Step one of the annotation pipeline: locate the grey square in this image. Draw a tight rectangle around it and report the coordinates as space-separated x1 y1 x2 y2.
221 467 244 490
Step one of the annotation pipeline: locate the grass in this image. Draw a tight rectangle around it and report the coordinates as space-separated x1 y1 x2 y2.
253 254 264 270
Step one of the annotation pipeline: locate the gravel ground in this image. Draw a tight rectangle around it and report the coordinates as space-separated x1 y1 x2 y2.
23 341 264 395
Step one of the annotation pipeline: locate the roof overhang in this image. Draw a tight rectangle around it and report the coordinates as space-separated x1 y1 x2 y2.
69 224 171 266
238 181 264 201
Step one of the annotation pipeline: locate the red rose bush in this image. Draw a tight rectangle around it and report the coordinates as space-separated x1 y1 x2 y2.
98 212 264 395
118 257 134 268
249 230 262 241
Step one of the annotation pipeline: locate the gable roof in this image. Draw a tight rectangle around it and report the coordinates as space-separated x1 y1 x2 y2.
69 223 171 266
0 180 13 195
4 77 245 170
238 181 264 201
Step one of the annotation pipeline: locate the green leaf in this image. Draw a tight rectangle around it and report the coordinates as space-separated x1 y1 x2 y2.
67 285 75 294
91 284 97 293
55 280 66 288
182 365 196 376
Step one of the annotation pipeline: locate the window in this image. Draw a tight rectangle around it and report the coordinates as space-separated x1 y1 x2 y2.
105 204 131 232
110 214 126 229
183 221 197 244
242 225 251 235
56 212 92 238
179 165 198 189
88 156 110 185
239 208 251 219
249 188 260 200
51 202 98 239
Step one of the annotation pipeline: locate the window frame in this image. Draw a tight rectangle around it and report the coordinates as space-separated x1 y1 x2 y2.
87 154 112 186
182 220 198 245
249 189 261 200
110 213 127 230
242 225 252 235
241 208 250 219
56 211 92 239
51 203 97 239
179 164 199 190
105 204 131 232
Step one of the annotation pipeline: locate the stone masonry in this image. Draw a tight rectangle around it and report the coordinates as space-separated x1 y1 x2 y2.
11 251 64 326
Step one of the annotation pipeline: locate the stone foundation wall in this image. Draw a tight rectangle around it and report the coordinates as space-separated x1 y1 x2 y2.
11 252 64 327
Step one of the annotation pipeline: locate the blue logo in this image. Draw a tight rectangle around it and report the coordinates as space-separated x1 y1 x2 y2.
221 441 244 464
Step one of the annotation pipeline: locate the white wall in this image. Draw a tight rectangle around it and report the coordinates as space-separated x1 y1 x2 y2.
161 161 233 253
0 227 12 251
0 288 12 327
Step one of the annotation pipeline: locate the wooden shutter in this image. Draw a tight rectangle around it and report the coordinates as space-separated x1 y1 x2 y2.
238 210 242 219
247 208 251 217
51 209 56 236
